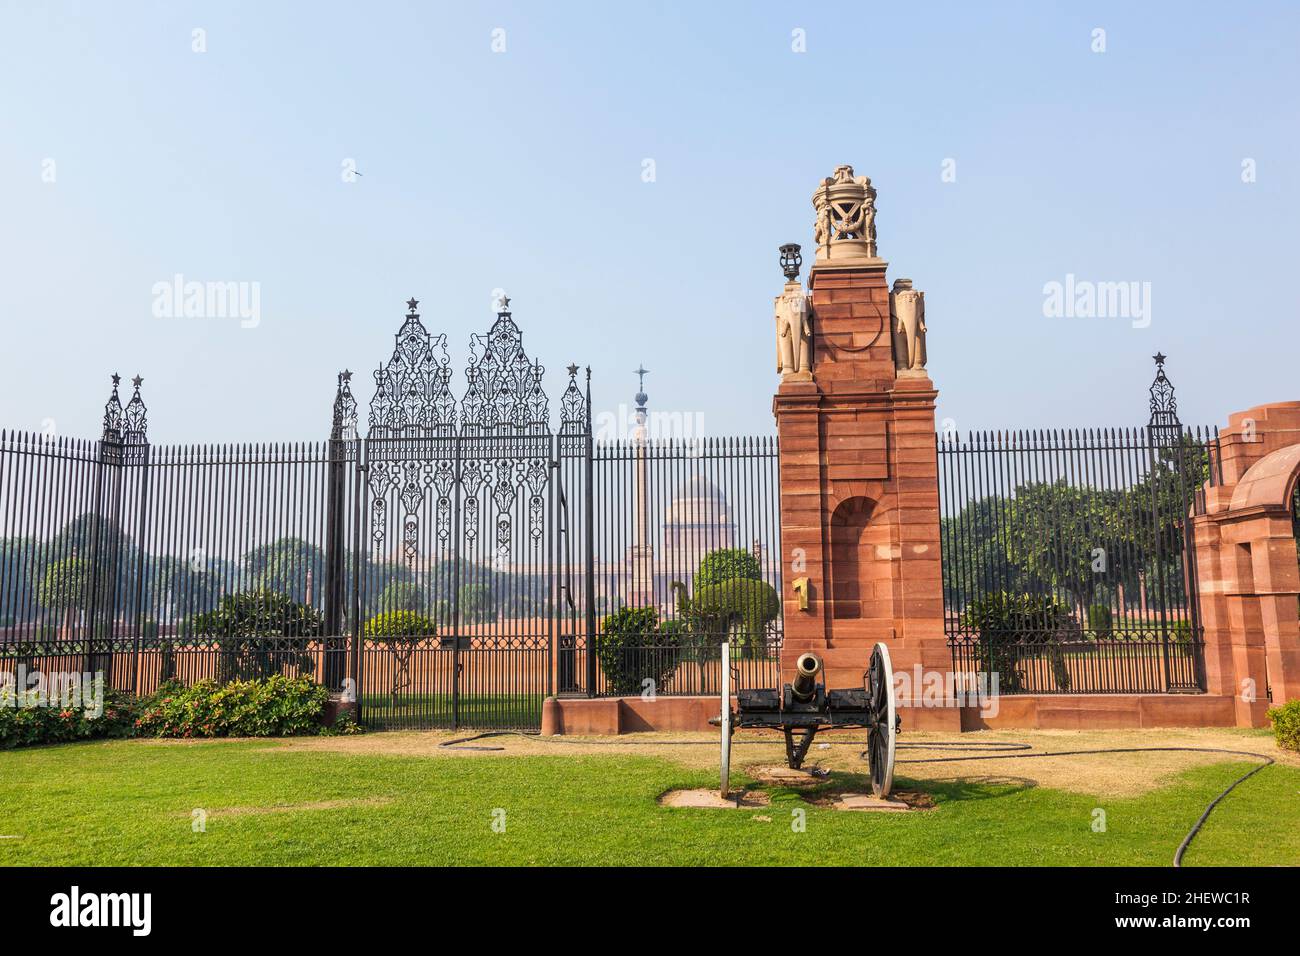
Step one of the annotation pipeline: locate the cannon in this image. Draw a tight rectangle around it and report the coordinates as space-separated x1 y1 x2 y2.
717 642 898 798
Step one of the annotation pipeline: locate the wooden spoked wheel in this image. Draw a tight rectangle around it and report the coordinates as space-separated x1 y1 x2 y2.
867 642 897 798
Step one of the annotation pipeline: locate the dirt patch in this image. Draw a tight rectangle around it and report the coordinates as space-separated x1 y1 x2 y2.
806 789 935 812
745 764 829 787
193 796 394 818
658 788 771 809
275 726 1292 799
893 728 1285 798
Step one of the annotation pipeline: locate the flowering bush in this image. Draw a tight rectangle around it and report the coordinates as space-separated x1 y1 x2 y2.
134 675 330 738
0 688 142 750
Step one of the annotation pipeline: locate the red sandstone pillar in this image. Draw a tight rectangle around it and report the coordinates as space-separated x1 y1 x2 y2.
772 165 956 730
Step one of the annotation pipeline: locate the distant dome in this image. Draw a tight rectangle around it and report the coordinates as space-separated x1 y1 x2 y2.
666 477 730 526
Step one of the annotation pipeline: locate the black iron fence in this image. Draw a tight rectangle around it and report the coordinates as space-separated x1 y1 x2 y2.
0 426 350 699
938 424 1221 694
577 435 784 698
0 304 787 729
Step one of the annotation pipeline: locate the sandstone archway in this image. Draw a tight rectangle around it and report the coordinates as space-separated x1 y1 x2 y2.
1193 404 1300 723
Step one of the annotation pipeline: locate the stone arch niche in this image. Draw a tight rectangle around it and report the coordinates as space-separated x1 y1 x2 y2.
828 495 899 643
829 497 871 619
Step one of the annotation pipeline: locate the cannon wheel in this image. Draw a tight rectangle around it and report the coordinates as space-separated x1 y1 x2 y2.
867 642 896 798
719 641 732 796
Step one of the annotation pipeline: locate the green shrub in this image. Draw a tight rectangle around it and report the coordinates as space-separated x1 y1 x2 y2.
695 548 762 588
1087 603 1113 638
962 591 1073 693
135 675 329 738
190 590 323 680
692 578 780 658
0 686 141 750
364 610 436 639
597 607 681 696
321 709 364 736
1268 699 1300 753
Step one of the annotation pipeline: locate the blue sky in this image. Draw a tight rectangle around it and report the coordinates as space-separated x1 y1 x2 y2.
1 1 1297 443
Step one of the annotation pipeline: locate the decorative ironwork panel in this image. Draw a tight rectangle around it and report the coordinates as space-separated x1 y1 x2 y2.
351 297 573 731
368 299 455 438
331 370 358 440
1148 352 1180 440
461 303 549 433
101 373 148 463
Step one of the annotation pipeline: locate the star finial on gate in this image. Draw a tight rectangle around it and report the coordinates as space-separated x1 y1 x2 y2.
406 297 419 313
131 375 143 389
1153 352 1167 367
567 363 579 377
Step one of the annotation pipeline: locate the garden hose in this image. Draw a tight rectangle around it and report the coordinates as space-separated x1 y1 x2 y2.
893 743 1276 867
437 731 1277 866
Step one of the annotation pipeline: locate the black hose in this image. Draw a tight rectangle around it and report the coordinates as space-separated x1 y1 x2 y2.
437 732 1276 866
891 743 1275 867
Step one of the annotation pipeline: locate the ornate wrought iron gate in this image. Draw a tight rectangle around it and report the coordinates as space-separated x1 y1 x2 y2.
330 299 590 729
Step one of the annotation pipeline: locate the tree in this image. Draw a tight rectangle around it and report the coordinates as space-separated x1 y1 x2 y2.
458 583 496 624
48 513 140 620
940 495 1025 609
38 557 91 638
0 537 40 626
377 580 424 613
961 591 1073 692
1005 480 1127 608
190 590 323 680
142 554 229 626
365 610 436 708
242 538 324 607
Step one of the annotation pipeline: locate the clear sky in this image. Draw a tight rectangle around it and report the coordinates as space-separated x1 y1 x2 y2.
2 1 1297 444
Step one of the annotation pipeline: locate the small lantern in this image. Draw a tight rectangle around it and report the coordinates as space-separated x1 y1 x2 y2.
779 243 802 281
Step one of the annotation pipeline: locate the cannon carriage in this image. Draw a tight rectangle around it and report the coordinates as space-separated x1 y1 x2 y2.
717 642 899 798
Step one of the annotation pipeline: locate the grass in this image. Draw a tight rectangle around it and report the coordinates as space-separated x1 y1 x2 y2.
359 694 543 729
0 738 1296 866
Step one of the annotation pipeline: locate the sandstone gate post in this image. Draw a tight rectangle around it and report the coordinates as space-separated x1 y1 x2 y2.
772 165 958 730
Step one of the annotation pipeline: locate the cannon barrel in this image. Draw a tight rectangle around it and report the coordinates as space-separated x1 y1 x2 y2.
791 652 823 703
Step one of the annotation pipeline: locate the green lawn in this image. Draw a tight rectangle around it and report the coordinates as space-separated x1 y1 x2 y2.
359 694 543 729
0 738 1296 866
